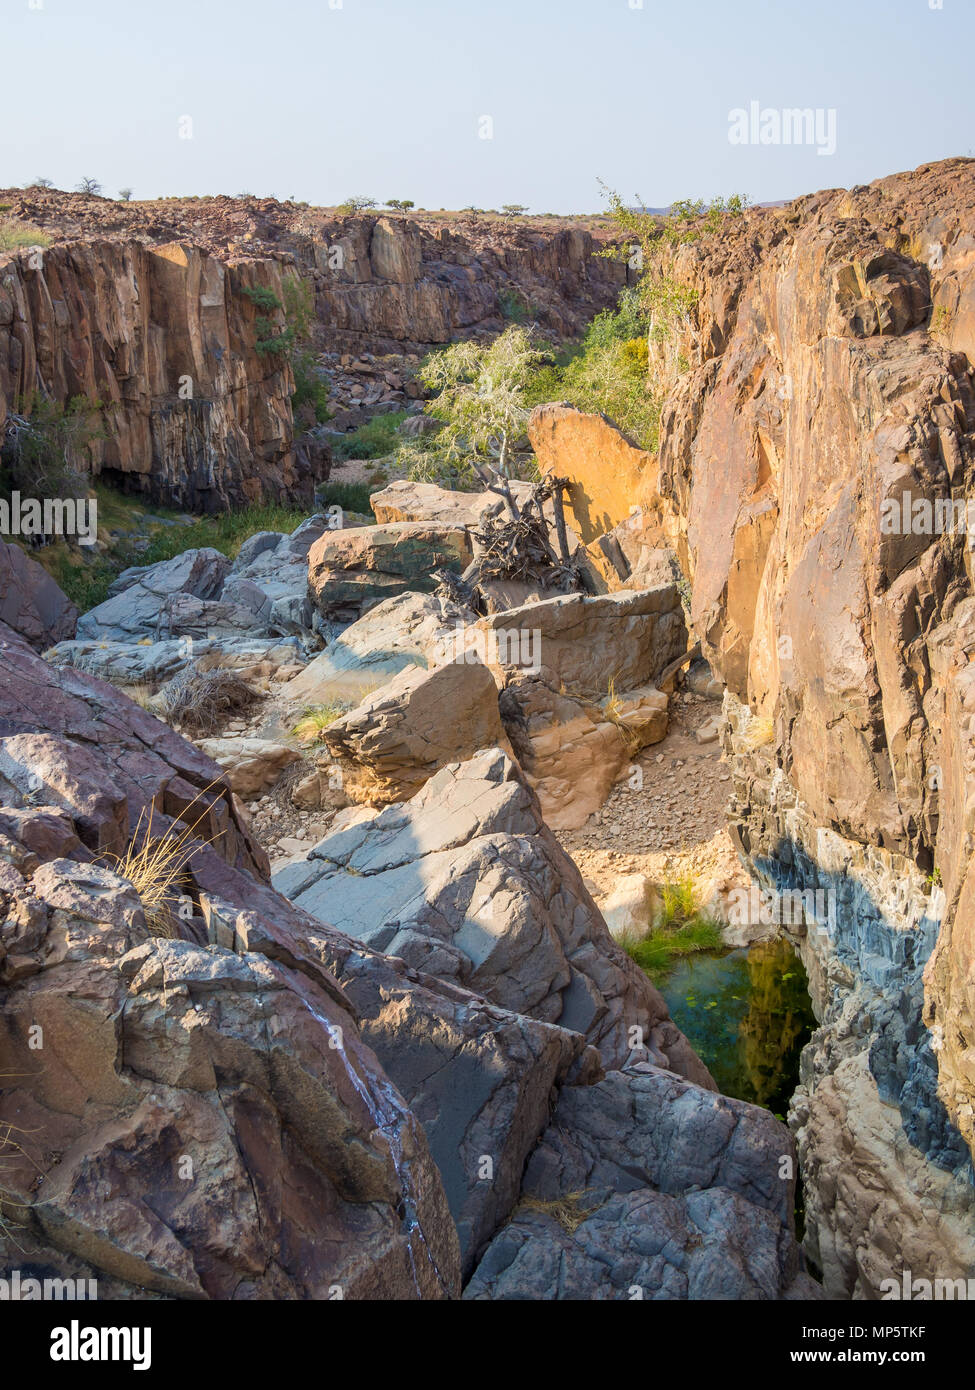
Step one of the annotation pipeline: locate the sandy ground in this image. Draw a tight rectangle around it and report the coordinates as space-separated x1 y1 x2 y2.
554 687 745 912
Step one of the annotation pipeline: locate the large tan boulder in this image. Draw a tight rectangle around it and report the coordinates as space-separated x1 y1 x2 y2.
467 588 681 828
499 677 668 829
370 479 489 527
196 737 302 798
475 586 687 698
307 522 473 622
528 403 667 544
321 658 510 803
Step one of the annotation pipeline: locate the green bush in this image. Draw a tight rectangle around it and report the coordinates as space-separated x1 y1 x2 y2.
331 410 409 461
291 348 332 423
241 285 283 313
523 292 658 448
0 394 101 501
0 221 51 252
317 480 375 515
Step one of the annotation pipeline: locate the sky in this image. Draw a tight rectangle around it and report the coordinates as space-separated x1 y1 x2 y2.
1 0 972 213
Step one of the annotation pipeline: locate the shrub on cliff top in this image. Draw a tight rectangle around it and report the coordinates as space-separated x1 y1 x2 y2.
0 220 52 252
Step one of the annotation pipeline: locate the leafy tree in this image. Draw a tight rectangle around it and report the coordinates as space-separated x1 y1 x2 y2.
0 394 102 504
596 181 749 387
414 325 545 479
337 196 377 215
385 199 415 213
501 203 529 218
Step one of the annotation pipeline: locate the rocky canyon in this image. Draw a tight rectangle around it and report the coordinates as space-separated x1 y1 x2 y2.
1 156 974 1312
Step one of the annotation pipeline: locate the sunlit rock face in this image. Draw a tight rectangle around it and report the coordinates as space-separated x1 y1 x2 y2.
645 158 975 1296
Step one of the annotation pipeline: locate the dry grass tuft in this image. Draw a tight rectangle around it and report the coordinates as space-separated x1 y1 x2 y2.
742 714 774 750
99 784 225 937
516 1190 604 1235
160 664 261 736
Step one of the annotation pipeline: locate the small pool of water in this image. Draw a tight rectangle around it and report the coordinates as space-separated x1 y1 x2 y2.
656 937 816 1118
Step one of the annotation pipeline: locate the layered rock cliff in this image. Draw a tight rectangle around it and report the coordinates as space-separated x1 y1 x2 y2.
2 189 626 355
0 190 624 510
0 237 326 512
648 157 975 1296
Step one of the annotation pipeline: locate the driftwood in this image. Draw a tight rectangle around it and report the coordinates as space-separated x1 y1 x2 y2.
434 467 590 614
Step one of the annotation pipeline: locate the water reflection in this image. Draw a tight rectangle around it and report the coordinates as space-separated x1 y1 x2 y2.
657 937 816 1116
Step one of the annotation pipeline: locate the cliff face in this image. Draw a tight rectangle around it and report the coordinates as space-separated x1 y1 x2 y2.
0 191 625 508
653 158 975 1296
285 214 627 354
0 238 327 512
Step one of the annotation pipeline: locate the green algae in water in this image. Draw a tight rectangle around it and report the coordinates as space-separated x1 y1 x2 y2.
657 937 816 1116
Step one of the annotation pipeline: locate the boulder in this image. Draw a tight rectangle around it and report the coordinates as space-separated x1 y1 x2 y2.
528 403 666 545
0 620 266 879
75 548 231 643
307 522 473 623
195 737 302 798
475 589 681 828
313 931 595 1277
579 506 681 594
61 518 329 682
275 747 713 1083
475 586 687 698
48 636 307 687
465 1066 822 1300
0 861 460 1299
0 538 78 649
369 480 489 527
287 590 477 706
497 678 633 830
599 873 660 939
320 658 511 803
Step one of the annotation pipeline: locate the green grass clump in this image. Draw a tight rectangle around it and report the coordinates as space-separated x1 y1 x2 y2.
132 502 308 567
618 875 723 980
292 703 346 745
621 918 723 980
317 480 375 516
331 410 409 461
0 221 52 252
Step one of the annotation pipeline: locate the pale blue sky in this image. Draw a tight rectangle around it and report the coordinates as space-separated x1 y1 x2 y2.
2 0 971 211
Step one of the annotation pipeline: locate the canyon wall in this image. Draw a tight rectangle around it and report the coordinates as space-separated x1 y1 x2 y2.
653 158 975 1296
283 213 627 354
0 190 625 508
0 238 326 512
